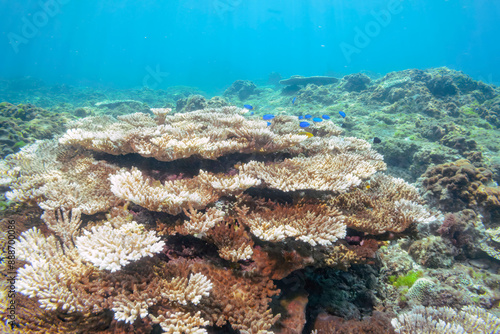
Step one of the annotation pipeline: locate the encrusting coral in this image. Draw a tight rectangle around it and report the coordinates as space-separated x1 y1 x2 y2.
0 106 437 333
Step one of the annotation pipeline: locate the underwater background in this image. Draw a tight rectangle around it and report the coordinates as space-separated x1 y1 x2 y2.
2 0 500 92
1 0 500 333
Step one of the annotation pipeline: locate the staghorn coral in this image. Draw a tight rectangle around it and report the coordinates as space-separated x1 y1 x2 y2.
163 259 280 333
179 205 226 238
160 273 213 306
75 221 165 272
150 107 172 125
204 219 255 262
322 239 379 271
15 227 96 313
41 208 82 246
250 247 313 280
150 310 209 334
391 305 500 333
14 224 216 331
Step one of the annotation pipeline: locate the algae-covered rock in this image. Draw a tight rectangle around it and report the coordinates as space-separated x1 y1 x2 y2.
376 139 420 168
0 102 46 121
176 94 207 112
224 80 257 100
206 96 229 109
296 84 335 105
440 131 477 152
341 73 371 92
409 236 457 268
0 103 72 157
426 75 459 97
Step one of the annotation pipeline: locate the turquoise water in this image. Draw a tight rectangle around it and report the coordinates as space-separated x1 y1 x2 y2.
2 0 499 93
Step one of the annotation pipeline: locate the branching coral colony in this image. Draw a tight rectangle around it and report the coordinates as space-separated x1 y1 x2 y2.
0 106 435 333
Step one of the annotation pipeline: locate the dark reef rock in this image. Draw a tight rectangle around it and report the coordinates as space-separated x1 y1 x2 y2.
279 75 339 86
386 87 406 103
341 73 371 92
223 80 257 100
305 265 379 321
95 100 145 109
94 100 150 115
409 69 432 83
426 75 459 97
176 94 207 112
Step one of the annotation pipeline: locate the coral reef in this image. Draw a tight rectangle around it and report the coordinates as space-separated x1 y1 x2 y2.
341 73 371 92
408 236 457 268
0 106 436 333
1 67 500 333
0 102 72 158
392 305 500 333
313 311 395 334
421 159 500 221
223 80 258 100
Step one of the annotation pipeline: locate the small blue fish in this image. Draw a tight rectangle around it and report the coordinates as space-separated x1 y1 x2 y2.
299 121 310 128
298 115 304 120
322 115 330 120
305 114 312 119
262 114 275 120
312 117 323 122
339 111 346 118
292 97 297 104
249 111 254 115
244 104 253 110
267 122 272 126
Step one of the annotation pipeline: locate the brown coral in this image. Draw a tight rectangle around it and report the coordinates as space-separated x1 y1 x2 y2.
163 259 280 333
422 159 500 220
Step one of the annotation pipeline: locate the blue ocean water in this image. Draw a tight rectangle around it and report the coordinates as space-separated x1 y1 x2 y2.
1 0 499 92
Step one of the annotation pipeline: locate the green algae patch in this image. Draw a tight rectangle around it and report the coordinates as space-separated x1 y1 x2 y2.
389 270 424 288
